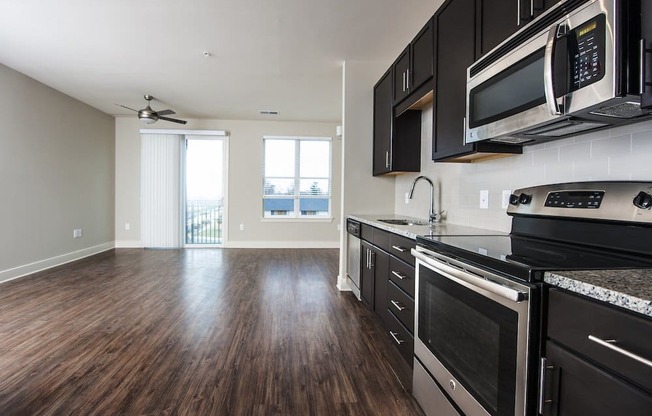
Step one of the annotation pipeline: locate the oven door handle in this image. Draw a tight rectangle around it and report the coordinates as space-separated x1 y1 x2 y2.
412 249 527 303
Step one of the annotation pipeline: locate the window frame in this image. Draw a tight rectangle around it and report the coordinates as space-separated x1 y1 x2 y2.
262 135 332 220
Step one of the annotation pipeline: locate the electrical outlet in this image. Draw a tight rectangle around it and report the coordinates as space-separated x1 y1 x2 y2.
73 228 82 238
239 224 245 231
502 190 511 209
125 223 130 231
479 190 489 209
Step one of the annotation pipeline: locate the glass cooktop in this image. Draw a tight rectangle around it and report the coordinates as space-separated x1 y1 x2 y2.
416 234 652 282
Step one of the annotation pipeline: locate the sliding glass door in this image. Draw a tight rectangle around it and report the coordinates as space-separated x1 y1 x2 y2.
184 137 226 246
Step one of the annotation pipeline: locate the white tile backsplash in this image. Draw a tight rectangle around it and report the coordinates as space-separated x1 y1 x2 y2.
394 106 652 232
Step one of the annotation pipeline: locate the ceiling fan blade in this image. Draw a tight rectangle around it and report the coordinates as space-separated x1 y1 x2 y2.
116 104 139 112
156 109 176 116
158 116 187 125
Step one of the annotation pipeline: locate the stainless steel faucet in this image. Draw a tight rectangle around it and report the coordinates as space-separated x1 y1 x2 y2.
408 175 439 225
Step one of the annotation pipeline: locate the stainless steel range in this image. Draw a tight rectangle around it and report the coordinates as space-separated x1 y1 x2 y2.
411 181 652 416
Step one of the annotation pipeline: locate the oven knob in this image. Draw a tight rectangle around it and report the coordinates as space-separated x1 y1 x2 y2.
509 194 521 206
633 191 652 209
519 193 532 205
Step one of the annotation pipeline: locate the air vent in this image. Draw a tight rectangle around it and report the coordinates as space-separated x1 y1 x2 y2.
259 110 279 115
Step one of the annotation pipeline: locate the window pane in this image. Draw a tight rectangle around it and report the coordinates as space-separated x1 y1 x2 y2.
299 198 329 216
265 140 295 177
300 141 329 178
263 198 294 217
299 179 329 196
264 178 294 196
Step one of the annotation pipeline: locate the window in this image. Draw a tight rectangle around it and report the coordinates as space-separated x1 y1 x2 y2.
263 136 331 218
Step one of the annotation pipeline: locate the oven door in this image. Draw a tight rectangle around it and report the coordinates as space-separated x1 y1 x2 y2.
412 247 531 416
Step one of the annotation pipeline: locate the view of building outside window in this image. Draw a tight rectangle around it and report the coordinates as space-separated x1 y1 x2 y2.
263 137 331 218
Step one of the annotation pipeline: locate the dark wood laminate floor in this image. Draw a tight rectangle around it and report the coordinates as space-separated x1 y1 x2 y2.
0 249 425 416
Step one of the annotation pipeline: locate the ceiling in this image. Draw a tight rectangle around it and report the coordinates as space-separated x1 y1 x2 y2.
0 0 442 123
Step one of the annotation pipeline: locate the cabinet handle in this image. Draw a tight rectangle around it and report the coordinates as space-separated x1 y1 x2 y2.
462 117 467 144
391 271 407 280
530 0 534 17
517 0 521 26
391 300 406 311
366 249 371 269
588 335 652 369
538 357 555 414
406 69 410 90
391 245 408 253
390 331 405 345
385 150 390 168
402 72 406 92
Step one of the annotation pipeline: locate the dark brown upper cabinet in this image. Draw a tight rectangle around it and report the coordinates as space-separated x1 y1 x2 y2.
393 18 434 105
478 0 557 58
373 69 422 176
432 0 521 162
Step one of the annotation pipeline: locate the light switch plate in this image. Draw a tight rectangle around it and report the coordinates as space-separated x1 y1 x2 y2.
480 190 489 209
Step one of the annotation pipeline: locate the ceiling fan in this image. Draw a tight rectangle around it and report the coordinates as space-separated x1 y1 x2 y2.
118 94 187 124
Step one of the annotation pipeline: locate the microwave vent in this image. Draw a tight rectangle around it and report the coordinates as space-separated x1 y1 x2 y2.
525 120 608 137
589 101 642 118
489 136 534 144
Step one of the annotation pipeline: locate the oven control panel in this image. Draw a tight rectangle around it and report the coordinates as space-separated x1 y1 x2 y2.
507 182 652 223
544 191 605 208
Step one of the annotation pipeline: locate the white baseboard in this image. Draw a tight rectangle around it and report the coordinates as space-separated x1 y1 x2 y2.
0 242 115 284
115 240 143 248
224 241 340 249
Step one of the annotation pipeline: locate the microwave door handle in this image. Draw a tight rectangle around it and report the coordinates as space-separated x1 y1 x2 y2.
544 23 562 115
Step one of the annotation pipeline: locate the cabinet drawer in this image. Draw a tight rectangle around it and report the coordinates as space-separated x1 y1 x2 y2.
360 223 374 243
389 233 416 266
386 311 414 367
373 227 391 252
388 281 414 334
389 256 415 298
548 288 652 393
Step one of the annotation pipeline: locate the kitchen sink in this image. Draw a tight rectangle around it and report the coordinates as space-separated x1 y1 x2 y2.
378 218 430 226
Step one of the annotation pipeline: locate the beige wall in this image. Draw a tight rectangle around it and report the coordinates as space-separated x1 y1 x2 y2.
115 117 342 248
394 104 652 231
0 63 115 282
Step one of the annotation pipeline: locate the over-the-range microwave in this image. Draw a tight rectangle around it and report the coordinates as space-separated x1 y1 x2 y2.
466 0 652 145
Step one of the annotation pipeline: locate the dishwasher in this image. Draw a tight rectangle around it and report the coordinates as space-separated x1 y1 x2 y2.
346 219 361 300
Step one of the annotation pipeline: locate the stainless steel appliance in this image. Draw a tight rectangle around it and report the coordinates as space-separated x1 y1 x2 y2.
346 218 361 300
412 181 652 416
466 0 652 145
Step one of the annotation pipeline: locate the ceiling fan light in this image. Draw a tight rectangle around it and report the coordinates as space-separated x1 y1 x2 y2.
140 115 156 124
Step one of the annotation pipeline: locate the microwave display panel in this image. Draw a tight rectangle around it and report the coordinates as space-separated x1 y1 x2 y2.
570 14 606 91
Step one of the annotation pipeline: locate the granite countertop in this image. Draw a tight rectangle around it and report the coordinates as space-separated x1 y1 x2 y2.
545 269 652 318
348 214 505 239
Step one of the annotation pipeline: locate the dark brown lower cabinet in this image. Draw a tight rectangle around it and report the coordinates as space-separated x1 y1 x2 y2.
542 342 652 416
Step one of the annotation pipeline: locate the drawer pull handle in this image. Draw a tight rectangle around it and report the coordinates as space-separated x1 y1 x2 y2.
390 331 405 345
588 335 652 369
391 271 407 280
391 300 406 311
392 245 408 253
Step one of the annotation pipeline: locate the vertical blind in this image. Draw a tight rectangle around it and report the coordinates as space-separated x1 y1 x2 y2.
141 133 181 248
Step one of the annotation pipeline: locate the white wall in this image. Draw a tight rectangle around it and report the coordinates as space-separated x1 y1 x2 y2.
395 103 652 232
115 117 342 248
0 63 115 283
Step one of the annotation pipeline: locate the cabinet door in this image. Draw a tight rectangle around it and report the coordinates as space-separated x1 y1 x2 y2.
410 18 434 92
432 0 476 160
373 69 392 176
479 0 521 57
360 241 375 310
542 342 652 416
373 248 390 328
393 47 411 103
